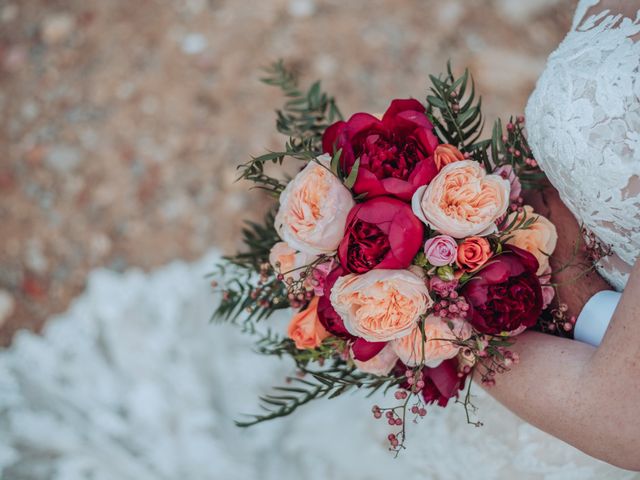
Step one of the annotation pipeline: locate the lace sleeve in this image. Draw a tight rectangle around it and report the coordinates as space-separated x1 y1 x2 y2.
524 0 640 290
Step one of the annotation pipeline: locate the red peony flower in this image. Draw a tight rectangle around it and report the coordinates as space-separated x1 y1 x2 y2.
322 99 439 201
420 358 468 407
317 265 387 361
392 358 467 407
338 196 424 273
461 245 543 335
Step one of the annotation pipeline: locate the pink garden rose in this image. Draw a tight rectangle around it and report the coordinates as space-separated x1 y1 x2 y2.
310 258 337 296
411 160 510 238
275 154 355 255
423 235 458 266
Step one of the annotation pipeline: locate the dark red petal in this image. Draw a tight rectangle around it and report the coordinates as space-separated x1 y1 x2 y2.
389 111 433 135
384 208 423 268
414 127 440 155
408 156 439 187
322 121 346 154
376 177 417 201
427 358 464 399
352 338 387 361
381 98 427 122
345 113 383 135
352 196 405 225
317 266 354 339
352 168 387 199
503 244 540 275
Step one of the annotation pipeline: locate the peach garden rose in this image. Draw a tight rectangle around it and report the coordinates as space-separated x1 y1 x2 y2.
411 160 510 238
330 269 432 342
269 241 317 281
391 315 472 368
505 205 558 275
275 154 355 255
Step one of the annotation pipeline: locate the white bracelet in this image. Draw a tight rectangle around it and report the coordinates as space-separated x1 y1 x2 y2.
573 290 621 346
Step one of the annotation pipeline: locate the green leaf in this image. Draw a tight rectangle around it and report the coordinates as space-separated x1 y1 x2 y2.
426 95 447 109
344 158 360 189
330 148 342 177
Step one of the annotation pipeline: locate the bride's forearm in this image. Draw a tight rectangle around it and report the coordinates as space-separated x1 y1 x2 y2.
484 264 640 471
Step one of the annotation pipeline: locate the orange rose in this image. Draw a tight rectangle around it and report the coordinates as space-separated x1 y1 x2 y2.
457 236 492 271
330 269 432 342
434 144 464 171
287 297 330 350
412 160 510 238
391 315 472 367
505 205 557 275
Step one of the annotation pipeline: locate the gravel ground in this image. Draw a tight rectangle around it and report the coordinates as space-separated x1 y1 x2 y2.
0 0 574 345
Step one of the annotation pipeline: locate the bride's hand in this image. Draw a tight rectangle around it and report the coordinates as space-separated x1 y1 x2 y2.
523 183 611 319
487 183 640 471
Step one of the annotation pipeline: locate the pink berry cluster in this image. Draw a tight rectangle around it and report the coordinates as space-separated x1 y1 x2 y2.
433 290 470 319
372 386 428 452
478 348 520 387
274 262 315 309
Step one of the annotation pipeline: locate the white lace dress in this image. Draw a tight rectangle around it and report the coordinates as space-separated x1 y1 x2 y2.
525 0 640 291
1 2 639 479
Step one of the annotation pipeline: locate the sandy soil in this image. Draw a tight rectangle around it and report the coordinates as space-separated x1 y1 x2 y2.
0 0 575 345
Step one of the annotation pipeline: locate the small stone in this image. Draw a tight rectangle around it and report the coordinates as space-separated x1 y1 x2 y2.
45 145 82 173
314 54 337 76
21 101 39 121
141 96 159 115
0 290 14 327
437 2 463 28
1 4 18 23
41 13 74 45
90 233 112 261
181 33 207 55
497 0 563 23
25 238 48 274
2 45 27 73
288 0 315 18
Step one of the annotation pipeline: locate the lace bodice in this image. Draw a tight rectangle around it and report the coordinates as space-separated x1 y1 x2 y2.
525 0 640 291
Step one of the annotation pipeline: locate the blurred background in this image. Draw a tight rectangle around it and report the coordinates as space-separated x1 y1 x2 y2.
0 0 575 345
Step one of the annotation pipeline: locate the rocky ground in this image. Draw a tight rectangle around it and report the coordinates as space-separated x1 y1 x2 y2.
0 0 575 345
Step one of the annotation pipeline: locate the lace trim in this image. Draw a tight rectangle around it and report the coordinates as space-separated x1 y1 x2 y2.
525 1 640 290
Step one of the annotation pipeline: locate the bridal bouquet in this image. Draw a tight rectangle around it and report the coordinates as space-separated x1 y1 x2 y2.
212 62 569 452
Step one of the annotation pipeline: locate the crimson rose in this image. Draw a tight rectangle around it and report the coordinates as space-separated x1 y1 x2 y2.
338 196 424 273
317 266 387 361
322 99 439 201
461 245 543 335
